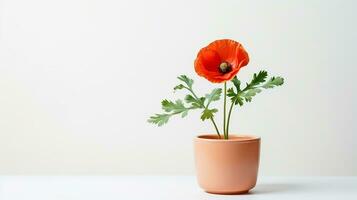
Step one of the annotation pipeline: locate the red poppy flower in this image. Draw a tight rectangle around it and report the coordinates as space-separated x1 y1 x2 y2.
194 39 249 83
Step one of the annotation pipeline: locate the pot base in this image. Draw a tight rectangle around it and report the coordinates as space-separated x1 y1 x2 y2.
205 190 249 195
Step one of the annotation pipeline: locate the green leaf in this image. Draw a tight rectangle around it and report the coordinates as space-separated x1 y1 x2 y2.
262 77 284 89
149 74 208 127
181 110 188 118
184 94 196 103
200 108 218 121
173 84 185 91
241 88 262 102
147 114 170 126
248 70 268 88
198 97 205 105
227 88 236 98
227 87 244 106
149 98 198 126
205 88 222 106
227 71 284 106
177 75 194 88
235 96 244 106
184 95 204 108
231 76 241 92
161 99 186 112
227 87 237 103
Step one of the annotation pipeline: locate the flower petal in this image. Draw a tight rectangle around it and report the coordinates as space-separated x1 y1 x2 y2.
207 39 238 62
196 48 221 72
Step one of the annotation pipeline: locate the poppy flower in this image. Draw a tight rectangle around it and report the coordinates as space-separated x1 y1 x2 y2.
194 39 249 83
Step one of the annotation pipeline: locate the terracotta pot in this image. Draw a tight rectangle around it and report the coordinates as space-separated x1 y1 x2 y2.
194 134 260 194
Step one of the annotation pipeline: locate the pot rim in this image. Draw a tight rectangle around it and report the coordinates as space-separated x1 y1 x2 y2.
195 134 260 143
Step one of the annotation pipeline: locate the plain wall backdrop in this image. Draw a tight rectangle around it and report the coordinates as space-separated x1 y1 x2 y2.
0 0 356 175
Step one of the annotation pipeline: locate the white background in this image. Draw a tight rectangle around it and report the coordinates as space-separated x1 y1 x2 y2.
0 0 356 175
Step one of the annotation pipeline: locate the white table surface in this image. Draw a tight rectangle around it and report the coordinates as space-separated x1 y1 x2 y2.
0 176 356 200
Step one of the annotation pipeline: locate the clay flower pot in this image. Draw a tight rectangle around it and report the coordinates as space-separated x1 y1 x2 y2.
194 134 260 194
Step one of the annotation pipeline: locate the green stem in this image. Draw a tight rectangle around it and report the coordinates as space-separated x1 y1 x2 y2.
187 88 221 138
226 101 234 136
223 82 227 139
210 117 221 138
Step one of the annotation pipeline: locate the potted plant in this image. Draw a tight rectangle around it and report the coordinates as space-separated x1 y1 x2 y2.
148 39 284 194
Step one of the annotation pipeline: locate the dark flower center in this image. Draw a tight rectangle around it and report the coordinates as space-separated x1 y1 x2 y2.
219 62 232 74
